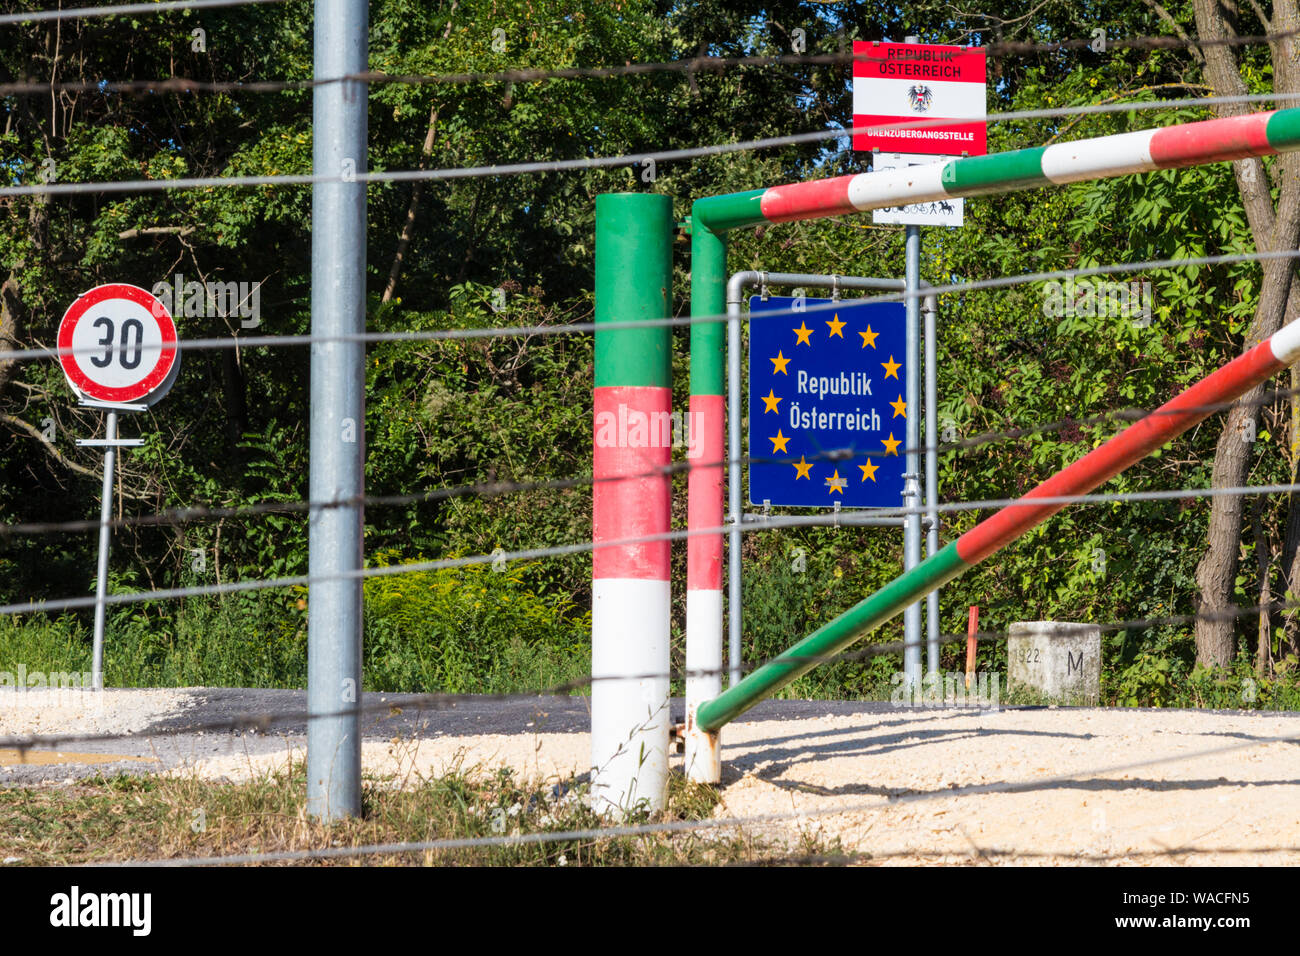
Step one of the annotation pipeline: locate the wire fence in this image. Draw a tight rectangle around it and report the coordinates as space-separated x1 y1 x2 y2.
104 720 1300 866
4 319 1299 544
4 591 1298 756
0 244 1292 367
6 89 1300 199
4 478 1300 618
5 20 1300 90
8 588 1299 865
0 0 287 26
3 4 1299 868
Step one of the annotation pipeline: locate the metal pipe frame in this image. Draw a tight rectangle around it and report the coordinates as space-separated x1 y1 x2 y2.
924 291 940 674
724 271 942 677
685 270 941 782
903 226 923 693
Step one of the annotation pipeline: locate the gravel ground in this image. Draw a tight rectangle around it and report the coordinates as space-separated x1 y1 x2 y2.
4 689 1298 865
708 706 1300 865
180 700 1300 866
0 687 197 739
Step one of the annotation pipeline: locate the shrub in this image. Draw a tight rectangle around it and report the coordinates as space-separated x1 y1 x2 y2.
362 555 590 694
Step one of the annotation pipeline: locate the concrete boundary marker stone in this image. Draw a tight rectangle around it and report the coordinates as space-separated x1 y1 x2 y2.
1007 621 1101 705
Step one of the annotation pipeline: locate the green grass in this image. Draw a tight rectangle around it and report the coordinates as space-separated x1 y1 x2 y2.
4 578 1299 710
0 763 844 866
0 600 309 689
0 580 589 696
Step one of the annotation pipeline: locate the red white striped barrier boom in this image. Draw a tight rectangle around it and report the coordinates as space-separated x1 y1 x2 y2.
695 108 1300 231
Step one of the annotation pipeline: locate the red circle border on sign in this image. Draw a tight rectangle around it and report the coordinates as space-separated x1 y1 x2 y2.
57 283 178 404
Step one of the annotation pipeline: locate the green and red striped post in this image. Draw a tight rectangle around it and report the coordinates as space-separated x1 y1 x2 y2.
683 210 733 780
695 318 1300 732
685 106 1300 739
592 193 675 812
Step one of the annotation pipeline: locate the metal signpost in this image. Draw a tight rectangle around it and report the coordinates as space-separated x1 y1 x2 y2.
724 274 938 691
852 35 988 690
57 283 180 690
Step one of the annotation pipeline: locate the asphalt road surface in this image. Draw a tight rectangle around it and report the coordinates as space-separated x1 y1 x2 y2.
3 689 1296 787
0 690 905 785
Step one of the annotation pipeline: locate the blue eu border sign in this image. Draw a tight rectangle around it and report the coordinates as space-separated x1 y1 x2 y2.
748 295 907 508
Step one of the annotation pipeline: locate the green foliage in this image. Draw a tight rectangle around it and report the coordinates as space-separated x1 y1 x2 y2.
0 614 90 675
362 555 589 693
1112 648 1179 707
742 538 900 699
0 558 591 693
0 593 306 689
2 0 1300 707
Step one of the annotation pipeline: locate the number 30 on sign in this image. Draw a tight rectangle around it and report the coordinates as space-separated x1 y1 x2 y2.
57 284 180 406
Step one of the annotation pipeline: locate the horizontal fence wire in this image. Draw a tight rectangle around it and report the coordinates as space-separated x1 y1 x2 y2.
0 0 286 25
107 722 1300 866
4 592 1298 755
742 843 1300 866
4 374 1299 540
3 480 1300 617
6 23 1300 92
0 245 1294 368
4 89 1300 199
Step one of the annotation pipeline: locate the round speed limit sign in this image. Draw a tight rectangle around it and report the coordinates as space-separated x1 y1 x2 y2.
57 283 180 406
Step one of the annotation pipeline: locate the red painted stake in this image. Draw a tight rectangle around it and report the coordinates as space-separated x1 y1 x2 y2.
965 605 979 690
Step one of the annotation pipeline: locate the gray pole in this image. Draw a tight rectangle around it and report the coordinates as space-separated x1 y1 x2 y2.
901 35 924 694
727 278 744 687
90 410 117 692
307 0 367 821
902 224 923 693
924 293 940 675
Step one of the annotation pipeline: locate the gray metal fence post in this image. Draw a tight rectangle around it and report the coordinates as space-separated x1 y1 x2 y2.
307 0 368 821
902 225 923 693
924 292 940 675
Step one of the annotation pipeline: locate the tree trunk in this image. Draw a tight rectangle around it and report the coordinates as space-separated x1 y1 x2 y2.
1278 358 1300 657
381 104 439 304
221 348 248 456
1193 268 1300 666
380 8 455 304
1252 495 1272 676
0 271 22 394
1191 0 1300 667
